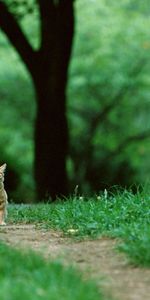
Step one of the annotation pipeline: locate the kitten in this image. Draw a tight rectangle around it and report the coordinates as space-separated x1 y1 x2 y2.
0 163 8 225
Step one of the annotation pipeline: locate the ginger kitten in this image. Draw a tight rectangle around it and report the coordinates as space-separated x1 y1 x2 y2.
0 163 8 225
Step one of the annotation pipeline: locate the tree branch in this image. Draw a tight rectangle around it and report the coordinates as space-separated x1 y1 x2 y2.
90 58 147 131
112 130 150 156
70 57 147 144
0 1 35 74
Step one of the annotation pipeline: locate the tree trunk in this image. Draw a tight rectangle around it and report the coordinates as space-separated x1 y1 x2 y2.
32 1 74 201
33 77 69 201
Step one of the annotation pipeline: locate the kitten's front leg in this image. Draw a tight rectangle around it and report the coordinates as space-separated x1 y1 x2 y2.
0 210 6 225
0 221 6 225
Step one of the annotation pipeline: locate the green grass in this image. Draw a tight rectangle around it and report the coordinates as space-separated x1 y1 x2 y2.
0 242 102 300
8 189 150 267
118 224 150 267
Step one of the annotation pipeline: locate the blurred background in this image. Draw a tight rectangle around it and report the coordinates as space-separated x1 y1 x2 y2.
0 0 150 202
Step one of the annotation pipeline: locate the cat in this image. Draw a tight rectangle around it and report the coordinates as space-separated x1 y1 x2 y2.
0 163 8 225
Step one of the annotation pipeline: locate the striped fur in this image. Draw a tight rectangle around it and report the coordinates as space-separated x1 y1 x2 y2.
0 164 8 225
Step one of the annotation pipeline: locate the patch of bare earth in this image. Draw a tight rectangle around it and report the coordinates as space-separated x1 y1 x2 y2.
0 224 150 300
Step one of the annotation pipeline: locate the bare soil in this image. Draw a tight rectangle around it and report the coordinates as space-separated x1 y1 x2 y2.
0 224 150 300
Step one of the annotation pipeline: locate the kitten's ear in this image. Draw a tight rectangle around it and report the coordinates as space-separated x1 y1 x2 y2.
0 163 7 173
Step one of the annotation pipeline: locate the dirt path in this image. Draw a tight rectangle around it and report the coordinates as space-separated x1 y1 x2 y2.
0 224 150 300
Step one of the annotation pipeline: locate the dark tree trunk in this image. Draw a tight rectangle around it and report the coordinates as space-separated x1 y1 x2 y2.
33 77 69 200
32 1 74 200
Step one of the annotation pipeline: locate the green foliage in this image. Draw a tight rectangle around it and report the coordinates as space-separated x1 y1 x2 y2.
0 242 101 300
0 36 36 201
8 188 150 267
68 0 150 192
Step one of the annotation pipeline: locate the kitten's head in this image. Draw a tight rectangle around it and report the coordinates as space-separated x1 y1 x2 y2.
0 163 7 183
